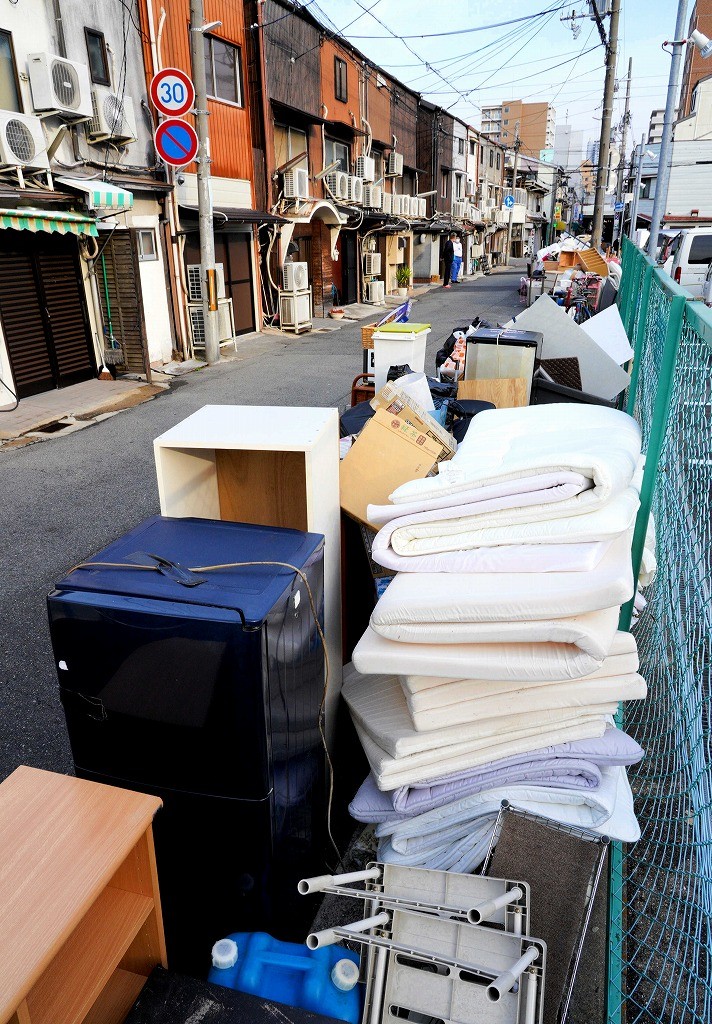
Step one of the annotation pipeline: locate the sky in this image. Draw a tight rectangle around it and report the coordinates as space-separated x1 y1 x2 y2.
310 0 680 159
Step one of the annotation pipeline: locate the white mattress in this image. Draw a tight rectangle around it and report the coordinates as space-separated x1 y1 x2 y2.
343 664 624 758
370 531 633 641
390 405 641 513
356 717 611 791
373 539 613 575
352 623 619 682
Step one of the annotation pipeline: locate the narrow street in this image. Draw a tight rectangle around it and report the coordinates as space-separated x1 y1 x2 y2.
0 265 524 781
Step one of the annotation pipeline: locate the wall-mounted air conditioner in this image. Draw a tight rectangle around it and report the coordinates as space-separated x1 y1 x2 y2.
282 261 309 293
386 152 404 176
453 200 468 219
366 280 385 304
0 111 49 169
364 252 381 276
186 263 226 303
283 167 310 199
363 184 382 210
347 175 364 204
27 52 93 119
88 87 137 143
382 191 393 215
188 298 235 348
355 155 375 181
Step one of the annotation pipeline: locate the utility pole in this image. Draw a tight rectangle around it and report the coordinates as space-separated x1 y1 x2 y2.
190 0 219 365
591 0 621 251
613 57 632 247
646 0 689 258
504 123 520 266
628 133 646 241
548 166 563 246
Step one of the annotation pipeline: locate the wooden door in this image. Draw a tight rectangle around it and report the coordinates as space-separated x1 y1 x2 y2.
225 234 256 335
97 231 151 378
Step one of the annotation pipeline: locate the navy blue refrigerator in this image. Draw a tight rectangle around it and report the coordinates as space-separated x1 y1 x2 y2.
47 516 327 976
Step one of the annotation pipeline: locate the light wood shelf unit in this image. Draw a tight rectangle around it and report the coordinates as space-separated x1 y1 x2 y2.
153 404 342 741
0 767 166 1024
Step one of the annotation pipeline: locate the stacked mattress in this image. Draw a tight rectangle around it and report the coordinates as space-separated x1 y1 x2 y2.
345 404 648 872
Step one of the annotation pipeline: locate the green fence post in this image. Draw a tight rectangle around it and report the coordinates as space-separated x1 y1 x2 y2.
626 264 654 417
607 840 625 1024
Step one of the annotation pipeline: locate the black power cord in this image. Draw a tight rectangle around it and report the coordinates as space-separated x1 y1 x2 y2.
0 374 18 412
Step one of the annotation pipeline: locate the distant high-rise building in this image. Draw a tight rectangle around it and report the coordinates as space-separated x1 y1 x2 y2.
680 0 712 117
554 124 584 170
647 108 679 144
479 100 555 156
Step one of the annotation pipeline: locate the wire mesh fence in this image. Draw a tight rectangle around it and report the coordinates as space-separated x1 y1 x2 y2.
609 238 712 1023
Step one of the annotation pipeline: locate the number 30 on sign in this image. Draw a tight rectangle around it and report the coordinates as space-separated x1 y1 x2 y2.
150 68 195 118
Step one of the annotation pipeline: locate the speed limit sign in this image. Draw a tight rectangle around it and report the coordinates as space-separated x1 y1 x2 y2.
150 68 195 118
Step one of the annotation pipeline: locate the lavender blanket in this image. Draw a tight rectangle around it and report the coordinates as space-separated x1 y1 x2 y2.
349 727 643 823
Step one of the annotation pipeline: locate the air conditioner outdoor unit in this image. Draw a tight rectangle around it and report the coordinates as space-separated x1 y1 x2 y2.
186 263 226 303
335 171 349 198
466 177 476 197
363 184 382 210
409 196 420 218
386 151 404 176
282 261 309 292
347 175 364 204
364 252 382 276
283 167 310 199
27 52 93 119
366 280 385 304
279 289 312 332
453 200 468 219
88 87 137 143
382 191 393 215
355 155 375 181
188 298 235 348
0 111 49 170
417 197 427 218
390 194 404 215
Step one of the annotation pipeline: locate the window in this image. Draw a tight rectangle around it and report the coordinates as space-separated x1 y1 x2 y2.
454 174 463 198
504 106 510 113
688 235 712 264
137 229 158 262
204 35 242 106
457 138 465 155
373 150 383 181
441 170 449 199
85 28 110 86
503 131 508 139
503 119 509 125
325 137 349 172
489 149 493 168
469 139 476 156
334 57 347 103
480 144 484 162
496 152 501 170
274 124 308 171
0 31 20 112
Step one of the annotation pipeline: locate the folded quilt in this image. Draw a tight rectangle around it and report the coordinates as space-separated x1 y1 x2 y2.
370 487 639 574
389 405 641 516
343 665 623 759
355 716 611 791
375 764 640 873
349 728 644 822
352 625 617 682
371 532 633 642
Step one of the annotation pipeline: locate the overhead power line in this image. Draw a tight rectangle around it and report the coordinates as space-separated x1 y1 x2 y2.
342 2 570 39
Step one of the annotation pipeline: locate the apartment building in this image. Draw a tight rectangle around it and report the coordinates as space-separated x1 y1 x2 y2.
480 100 556 158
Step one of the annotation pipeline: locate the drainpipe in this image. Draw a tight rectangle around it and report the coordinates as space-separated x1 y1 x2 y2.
51 0 67 57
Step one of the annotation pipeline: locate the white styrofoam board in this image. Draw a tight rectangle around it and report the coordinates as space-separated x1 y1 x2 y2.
579 304 635 366
506 295 630 400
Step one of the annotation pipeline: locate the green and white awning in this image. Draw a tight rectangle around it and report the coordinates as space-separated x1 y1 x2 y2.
57 176 134 212
0 208 98 237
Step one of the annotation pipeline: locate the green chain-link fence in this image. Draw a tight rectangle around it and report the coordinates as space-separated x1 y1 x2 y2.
608 237 712 1023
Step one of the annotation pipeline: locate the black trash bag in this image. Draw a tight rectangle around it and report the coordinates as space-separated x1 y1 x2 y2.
426 377 459 403
386 364 413 382
450 398 496 442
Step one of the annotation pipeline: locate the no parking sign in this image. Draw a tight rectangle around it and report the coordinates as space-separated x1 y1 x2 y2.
154 118 199 167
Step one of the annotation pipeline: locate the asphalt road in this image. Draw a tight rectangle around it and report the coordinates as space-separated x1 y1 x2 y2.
0 266 523 782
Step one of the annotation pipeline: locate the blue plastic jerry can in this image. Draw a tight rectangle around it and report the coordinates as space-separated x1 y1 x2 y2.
208 932 362 1024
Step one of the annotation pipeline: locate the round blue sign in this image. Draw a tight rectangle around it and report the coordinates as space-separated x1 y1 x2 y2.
504 195 515 209
154 118 199 167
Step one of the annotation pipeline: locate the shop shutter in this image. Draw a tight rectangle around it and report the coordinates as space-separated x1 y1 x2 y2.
36 242 95 388
0 248 53 398
97 232 150 377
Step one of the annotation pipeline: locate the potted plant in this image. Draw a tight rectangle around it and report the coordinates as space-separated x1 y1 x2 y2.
395 264 411 296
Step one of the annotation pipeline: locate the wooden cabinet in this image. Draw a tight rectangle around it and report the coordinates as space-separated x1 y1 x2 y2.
0 767 166 1024
153 404 342 740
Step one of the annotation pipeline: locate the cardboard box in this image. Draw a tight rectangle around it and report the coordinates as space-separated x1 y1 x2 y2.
370 382 456 459
340 408 447 528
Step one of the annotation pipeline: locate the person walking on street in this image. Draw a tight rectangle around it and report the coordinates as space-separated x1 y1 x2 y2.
442 233 456 288
451 234 463 283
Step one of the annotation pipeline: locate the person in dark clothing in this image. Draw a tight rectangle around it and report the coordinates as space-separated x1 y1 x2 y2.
442 233 456 288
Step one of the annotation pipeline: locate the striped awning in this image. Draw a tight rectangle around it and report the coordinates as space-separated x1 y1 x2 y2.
56 177 134 212
0 208 98 237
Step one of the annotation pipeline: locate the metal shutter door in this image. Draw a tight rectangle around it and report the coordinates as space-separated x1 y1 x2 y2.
97 232 150 377
0 248 54 399
36 240 95 388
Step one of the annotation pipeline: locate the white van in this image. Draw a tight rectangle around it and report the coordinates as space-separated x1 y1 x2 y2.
663 228 712 296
